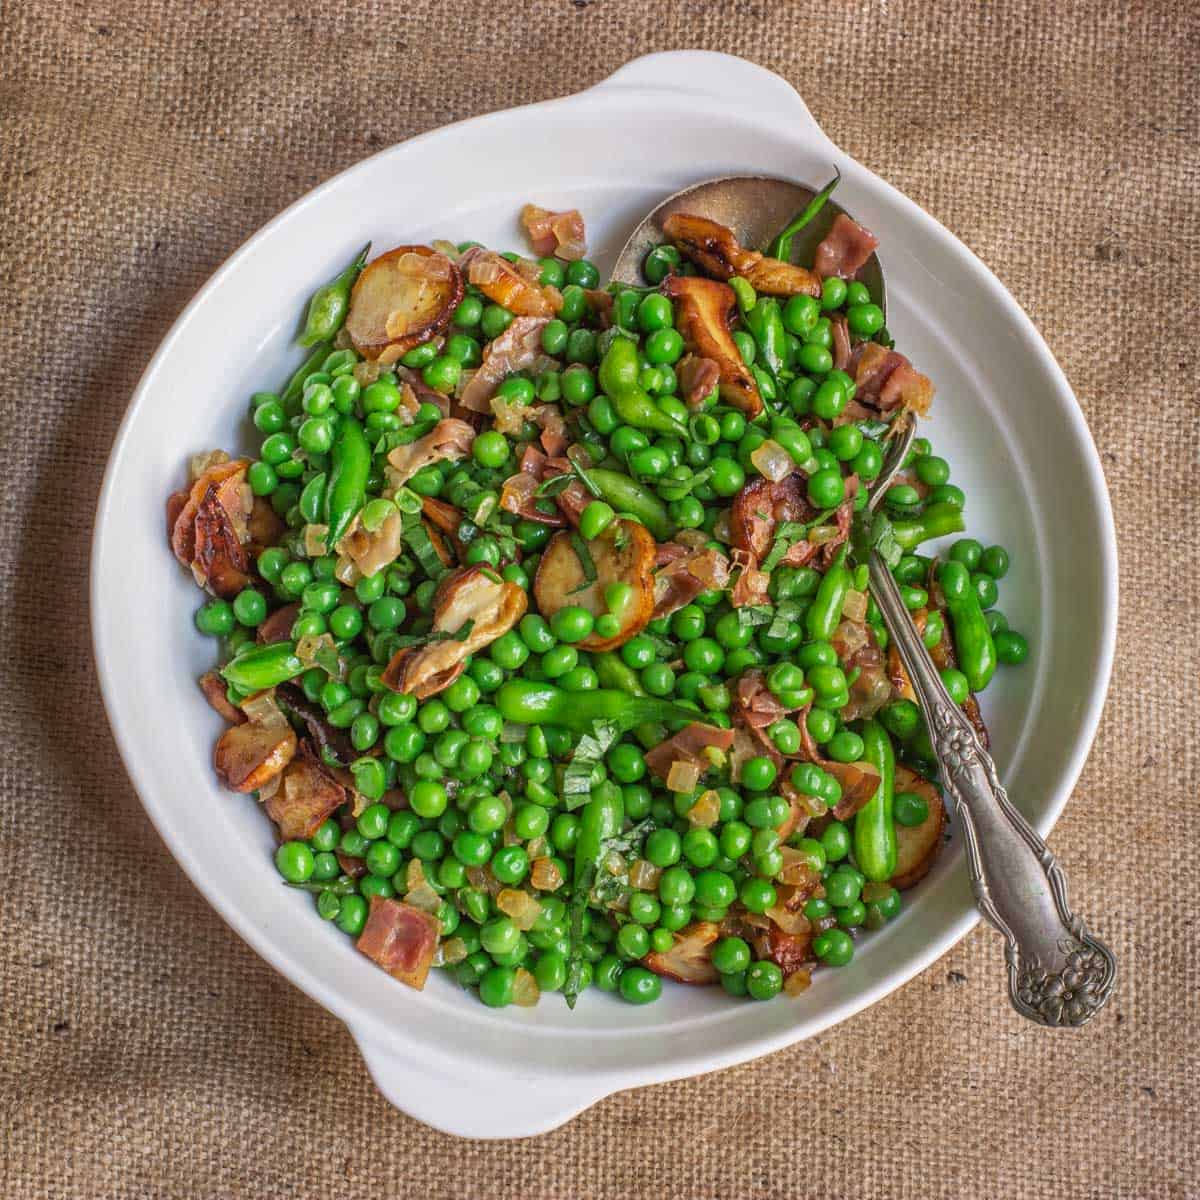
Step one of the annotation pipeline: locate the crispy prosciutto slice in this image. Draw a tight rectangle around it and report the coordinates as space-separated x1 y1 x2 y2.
356 896 441 991
520 204 587 260
813 213 879 280
384 418 474 487
644 723 735 783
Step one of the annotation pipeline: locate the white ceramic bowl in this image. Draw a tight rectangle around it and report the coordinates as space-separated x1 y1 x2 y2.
92 51 1117 1138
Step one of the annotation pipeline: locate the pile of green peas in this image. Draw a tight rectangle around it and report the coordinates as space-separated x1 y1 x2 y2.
191 231 1029 1009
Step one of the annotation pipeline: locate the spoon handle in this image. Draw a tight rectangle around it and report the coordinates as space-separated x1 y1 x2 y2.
868 552 1117 1026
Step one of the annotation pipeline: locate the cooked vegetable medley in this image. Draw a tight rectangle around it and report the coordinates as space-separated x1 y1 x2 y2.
169 190 1029 1008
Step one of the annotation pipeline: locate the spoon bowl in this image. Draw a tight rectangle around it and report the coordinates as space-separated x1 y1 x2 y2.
609 173 886 314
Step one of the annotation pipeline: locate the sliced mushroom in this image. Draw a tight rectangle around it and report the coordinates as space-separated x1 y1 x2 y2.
381 565 527 699
889 765 946 890
662 213 820 297
533 519 655 651
264 742 346 841
199 671 245 724
257 603 300 645
356 896 442 991
643 920 720 985
169 457 255 597
213 706 297 793
730 474 814 562
344 245 463 365
662 275 762 418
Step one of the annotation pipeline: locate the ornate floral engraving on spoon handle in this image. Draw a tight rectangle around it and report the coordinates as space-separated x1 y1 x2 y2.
868 552 1117 1026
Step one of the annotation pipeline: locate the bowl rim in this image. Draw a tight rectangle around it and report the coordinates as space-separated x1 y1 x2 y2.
90 50 1118 1134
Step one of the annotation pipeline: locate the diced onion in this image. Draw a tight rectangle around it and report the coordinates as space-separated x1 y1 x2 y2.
766 904 810 936
335 554 361 585
688 789 721 828
784 968 812 995
304 523 329 557
512 967 540 1007
808 524 840 545
750 439 793 483
240 689 288 730
842 588 868 623
530 857 564 892
189 449 230 482
441 937 468 964
497 889 542 930
526 836 549 862
628 859 662 891
666 760 702 794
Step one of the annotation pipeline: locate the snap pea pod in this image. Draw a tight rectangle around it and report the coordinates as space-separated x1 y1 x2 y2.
937 560 997 692
280 340 333 411
805 546 851 641
564 787 625 1007
742 296 786 377
220 641 305 692
853 718 896 882
495 680 697 734
299 242 370 347
586 467 676 541
298 472 327 525
597 338 687 438
324 416 370 550
592 652 663 750
891 502 966 550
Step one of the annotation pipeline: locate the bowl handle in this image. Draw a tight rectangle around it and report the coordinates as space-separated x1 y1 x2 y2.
587 50 838 155
351 1030 607 1139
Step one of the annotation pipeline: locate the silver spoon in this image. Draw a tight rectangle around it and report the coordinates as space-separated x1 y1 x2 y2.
616 176 1116 1026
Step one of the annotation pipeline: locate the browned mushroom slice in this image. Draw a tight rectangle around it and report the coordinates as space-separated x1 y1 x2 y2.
661 213 820 297
264 743 346 841
643 920 720 985
381 565 527 699
356 896 442 991
533 519 655 651
345 245 463 365
199 671 245 724
662 275 762 418
213 702 297 793
889 764 947 890
169 457 251 570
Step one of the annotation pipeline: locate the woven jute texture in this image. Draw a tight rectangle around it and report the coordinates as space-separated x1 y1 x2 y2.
1 1 1197 1195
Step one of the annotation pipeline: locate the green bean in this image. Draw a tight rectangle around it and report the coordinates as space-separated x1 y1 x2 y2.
220 641 305 692
853 719 896 882
299 243 370 347
766 170 841 260
938 561 997 692
324 416 370 550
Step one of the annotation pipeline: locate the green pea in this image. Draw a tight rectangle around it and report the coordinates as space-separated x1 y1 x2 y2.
895 791 930 827
995 629 1029 664
981 545 1011 578
480 304 514 340
814 927 854 966
847 302 884 336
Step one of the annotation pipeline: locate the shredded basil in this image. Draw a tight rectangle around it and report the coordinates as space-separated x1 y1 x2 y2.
563 719 619 809
570 531 598 584
402 514 446 580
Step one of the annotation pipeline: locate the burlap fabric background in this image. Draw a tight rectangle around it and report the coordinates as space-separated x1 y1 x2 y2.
1 1 1196 1195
